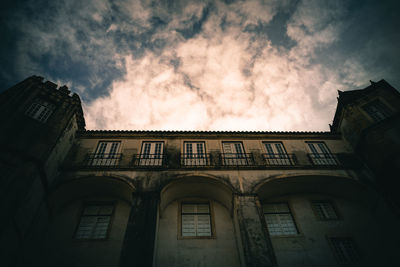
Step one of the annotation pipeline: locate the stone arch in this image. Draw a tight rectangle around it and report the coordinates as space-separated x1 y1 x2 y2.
254 174 375 205
159 174 235 216
48 175 135 214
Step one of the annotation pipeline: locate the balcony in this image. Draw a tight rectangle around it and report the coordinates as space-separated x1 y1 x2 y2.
131 153 165 167
262 153 297 166
220 153 254 166
66 151 358 171
84 153 122 167
181 153 211 167
307 153 339 166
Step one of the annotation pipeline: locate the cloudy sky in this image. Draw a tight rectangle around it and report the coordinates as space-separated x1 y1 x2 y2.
1 0 399 131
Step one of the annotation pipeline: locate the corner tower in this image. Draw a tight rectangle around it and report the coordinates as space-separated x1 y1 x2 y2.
0 76 85 266
330 79 400 210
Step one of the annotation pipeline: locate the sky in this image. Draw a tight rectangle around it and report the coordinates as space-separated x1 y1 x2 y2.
1 0 400 131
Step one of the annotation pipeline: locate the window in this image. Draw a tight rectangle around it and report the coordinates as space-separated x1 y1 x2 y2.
311 201 339 220
222 142 251 165
182 142 208 166
306 142 338 165
179 202 214 238
89 141 121 166
263 142 293 165
329 237 360 265
25 99 55 123
263 203 298 236
363 99 392 123
75 204 114 240
139 142 164 166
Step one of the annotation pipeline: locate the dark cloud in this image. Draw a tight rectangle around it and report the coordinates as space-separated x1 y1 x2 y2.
1 0 399 130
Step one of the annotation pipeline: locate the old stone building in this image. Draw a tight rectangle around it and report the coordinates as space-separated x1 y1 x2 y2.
1 76 399 267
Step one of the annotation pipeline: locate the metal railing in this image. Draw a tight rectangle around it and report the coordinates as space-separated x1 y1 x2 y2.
220 153 254 166
262 153 297 166
181 153 211 167
307 153 339 166
85 153 122 167
131 153 165 167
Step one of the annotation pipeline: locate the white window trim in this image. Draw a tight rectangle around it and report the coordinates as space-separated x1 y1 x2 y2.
178 200 216 239
25 99 55 123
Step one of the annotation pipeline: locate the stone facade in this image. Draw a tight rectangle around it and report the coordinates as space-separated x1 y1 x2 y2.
0 76 399 267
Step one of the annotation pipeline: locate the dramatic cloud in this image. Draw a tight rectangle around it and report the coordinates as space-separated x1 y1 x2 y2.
2 0 400 131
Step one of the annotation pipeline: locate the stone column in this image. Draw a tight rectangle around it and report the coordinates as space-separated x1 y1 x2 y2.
119 192 159 267
235 194 277 267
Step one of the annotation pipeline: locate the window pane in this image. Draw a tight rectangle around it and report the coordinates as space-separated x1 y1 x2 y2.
330 238 359 264
76 204 113 239
181 203 212 237
263 203 297 236
313 201 338 219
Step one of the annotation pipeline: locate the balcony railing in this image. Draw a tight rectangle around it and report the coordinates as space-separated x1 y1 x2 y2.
221 153 254 166
68 151 356 170
263 153 297 166
307 153 339 166
181 153 211 167
131 153 165 167
85 153 122 167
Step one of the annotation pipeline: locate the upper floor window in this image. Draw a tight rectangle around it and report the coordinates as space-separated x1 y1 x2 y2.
75 203 114 240
306 142 338 166
263 142 294 165
311 201 339 220
221 142 252 165
25 99 55 123
180 202 214 238
139 141 164 166
362 99 392 123
89 141 121 166
182 142 208 166
329 237 360 265
263 203 298 236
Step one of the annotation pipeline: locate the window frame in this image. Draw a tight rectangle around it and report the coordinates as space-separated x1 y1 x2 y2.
178 199 216 239
74 202 115 241
221 141 252 165
327 236 360 265
139 141 164 166
262 141 294 165
182 141 208 166
362 98 392 123
89 141 122 166
263 202 300 237
305 141 338 166
25 98 55 123
310 200 341 221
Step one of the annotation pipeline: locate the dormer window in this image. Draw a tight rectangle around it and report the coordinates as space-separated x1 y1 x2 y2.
362 99 392 123
25 99 55 123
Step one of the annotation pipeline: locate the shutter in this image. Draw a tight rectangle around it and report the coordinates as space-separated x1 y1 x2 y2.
197 214 211 236
186 143 193 158
234 143 243 154
196 143 204 157
182 215 196 236
265 143 274 155
307 143 318 154
223 143 233 153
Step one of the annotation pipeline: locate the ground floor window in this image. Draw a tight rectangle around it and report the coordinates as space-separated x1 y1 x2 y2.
329 237 360 264
263 203 298 236
179 202 214 238
75 203 114 240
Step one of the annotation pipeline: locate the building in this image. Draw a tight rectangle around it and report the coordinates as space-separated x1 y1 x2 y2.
0 76 399 267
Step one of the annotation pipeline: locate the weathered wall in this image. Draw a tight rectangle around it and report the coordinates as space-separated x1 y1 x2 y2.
264 194 398 267
155 200 241 267
39 198 130 267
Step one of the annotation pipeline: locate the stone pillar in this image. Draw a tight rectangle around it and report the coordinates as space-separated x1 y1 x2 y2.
235 194 276 267
119 192 159 267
